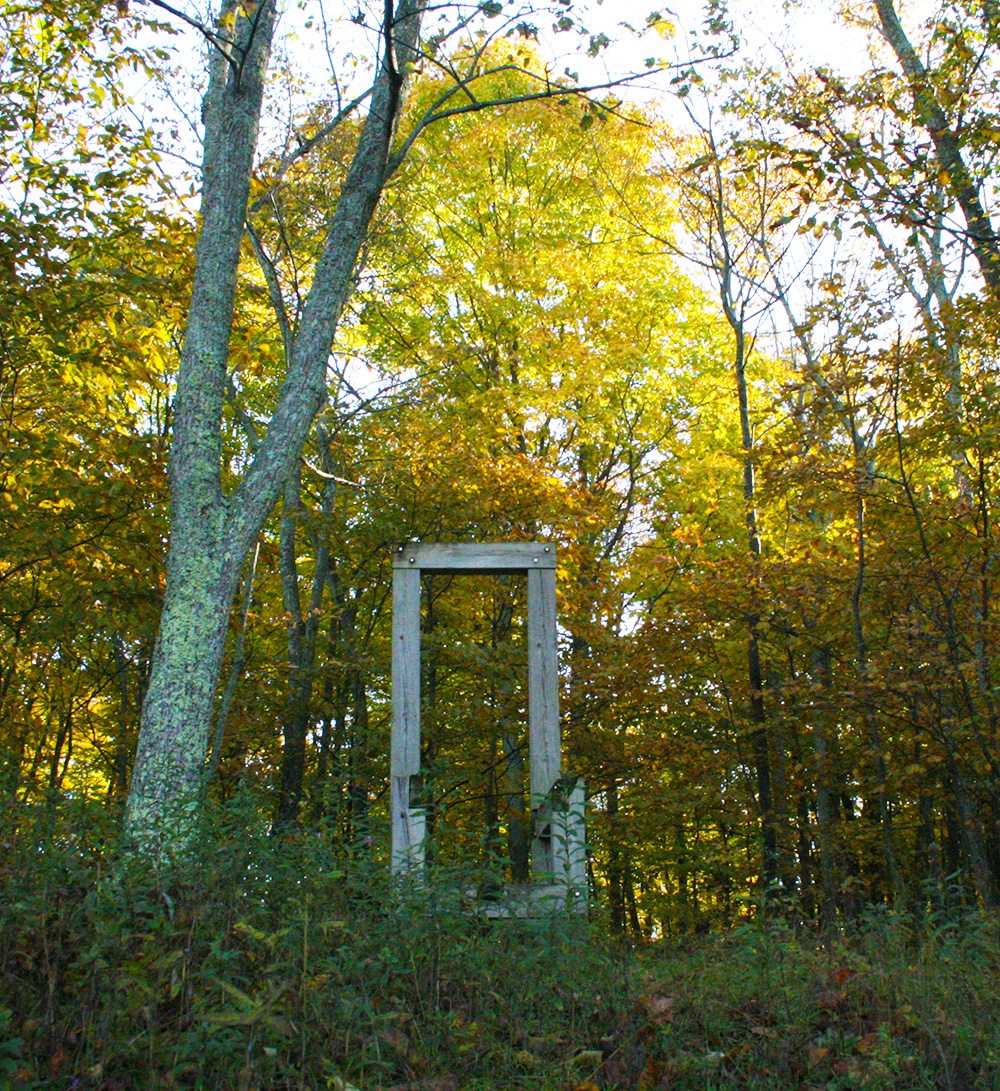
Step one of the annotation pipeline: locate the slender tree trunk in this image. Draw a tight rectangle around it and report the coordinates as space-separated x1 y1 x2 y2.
314 562 354 821
503 734 529 882
606 779 627 933
276 472 311 826
348 670 370 850
314 584 349 821
108 631 133 800
809 643 841 930
731 305 779 895
952 763 994 905
873 0 1000 298
813 725 840 926
914 742 943 912
851 489 908 906
626 870 641 936
275 467 333 827
698 141 782 896
48 708 72 795
791 732 815 920
943 793 963 882
482 733 501 865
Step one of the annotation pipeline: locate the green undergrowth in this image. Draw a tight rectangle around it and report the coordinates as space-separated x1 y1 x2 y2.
2 798 1000 1090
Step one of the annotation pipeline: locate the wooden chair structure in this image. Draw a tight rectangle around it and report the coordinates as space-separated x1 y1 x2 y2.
390 542 586 912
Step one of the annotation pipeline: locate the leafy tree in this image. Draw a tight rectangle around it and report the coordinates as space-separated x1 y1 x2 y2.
0 0 183 806
124 0 667 854
343 66 734 900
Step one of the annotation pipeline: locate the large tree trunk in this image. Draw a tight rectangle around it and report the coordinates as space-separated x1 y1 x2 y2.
125 0 426 852
127 540 246 845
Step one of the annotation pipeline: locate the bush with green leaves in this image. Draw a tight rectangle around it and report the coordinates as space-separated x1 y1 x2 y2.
3 796 1000 1089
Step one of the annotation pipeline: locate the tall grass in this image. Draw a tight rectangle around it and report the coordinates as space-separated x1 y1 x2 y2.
2 796 999 1089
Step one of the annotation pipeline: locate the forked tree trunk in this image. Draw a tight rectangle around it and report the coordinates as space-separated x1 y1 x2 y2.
125 0 426 852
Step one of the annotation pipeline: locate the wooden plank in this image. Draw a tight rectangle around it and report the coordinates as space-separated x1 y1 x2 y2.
391 565 421 776
390 774 409 874
391 775 426 875
527 565 560 803
392 542 556 572
531 798 554 883
391 565 422 875
528 563 560 884
566 780 587 890
474 882 588 917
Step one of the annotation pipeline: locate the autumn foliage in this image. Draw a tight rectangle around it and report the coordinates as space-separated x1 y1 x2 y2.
6 0 1000 1079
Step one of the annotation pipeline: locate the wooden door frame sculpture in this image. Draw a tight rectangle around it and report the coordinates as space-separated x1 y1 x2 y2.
390 542 585 907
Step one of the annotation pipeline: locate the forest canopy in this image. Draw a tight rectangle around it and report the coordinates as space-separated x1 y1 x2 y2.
4 0 1000 941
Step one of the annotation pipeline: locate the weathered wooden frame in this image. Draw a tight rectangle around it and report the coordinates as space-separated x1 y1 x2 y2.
390 542 578 890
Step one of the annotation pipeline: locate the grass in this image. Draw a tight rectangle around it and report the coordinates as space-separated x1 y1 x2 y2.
2 799 999 1090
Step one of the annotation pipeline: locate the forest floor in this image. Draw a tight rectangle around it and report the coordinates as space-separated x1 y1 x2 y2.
2 802 999 1090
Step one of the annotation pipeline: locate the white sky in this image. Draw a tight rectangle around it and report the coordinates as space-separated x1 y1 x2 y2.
134 0 902 183
121 0 965 398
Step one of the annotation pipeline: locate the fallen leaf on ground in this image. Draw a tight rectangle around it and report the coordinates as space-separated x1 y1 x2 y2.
568 1049 604 1070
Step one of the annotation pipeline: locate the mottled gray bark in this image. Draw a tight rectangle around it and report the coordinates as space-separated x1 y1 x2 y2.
206 538 259 786
125 0 426 852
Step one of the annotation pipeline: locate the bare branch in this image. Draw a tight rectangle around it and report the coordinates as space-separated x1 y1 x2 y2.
388 67 659 173
144 0 240 68
248 88 374 217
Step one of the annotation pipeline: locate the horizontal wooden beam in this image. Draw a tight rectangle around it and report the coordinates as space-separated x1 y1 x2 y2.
391 542 556 572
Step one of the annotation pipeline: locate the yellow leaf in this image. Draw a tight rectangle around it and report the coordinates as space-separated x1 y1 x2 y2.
326 1078 363 1091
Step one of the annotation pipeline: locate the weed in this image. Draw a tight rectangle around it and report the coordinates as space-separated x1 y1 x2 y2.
2 798 999 1089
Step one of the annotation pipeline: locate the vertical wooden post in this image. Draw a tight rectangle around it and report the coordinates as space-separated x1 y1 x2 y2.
391 560 422 874
528 560 560 881
527 562 560 800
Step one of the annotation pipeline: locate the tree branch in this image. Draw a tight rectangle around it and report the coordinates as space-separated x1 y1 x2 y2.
874 0 1000 297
